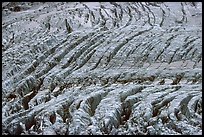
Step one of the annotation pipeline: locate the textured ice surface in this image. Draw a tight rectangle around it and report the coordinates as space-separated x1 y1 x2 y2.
2 2 202 135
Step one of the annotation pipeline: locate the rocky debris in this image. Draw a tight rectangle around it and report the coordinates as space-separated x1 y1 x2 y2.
2 2 202 135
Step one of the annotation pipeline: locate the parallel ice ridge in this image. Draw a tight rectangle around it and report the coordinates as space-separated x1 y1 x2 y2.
2 2 202 135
